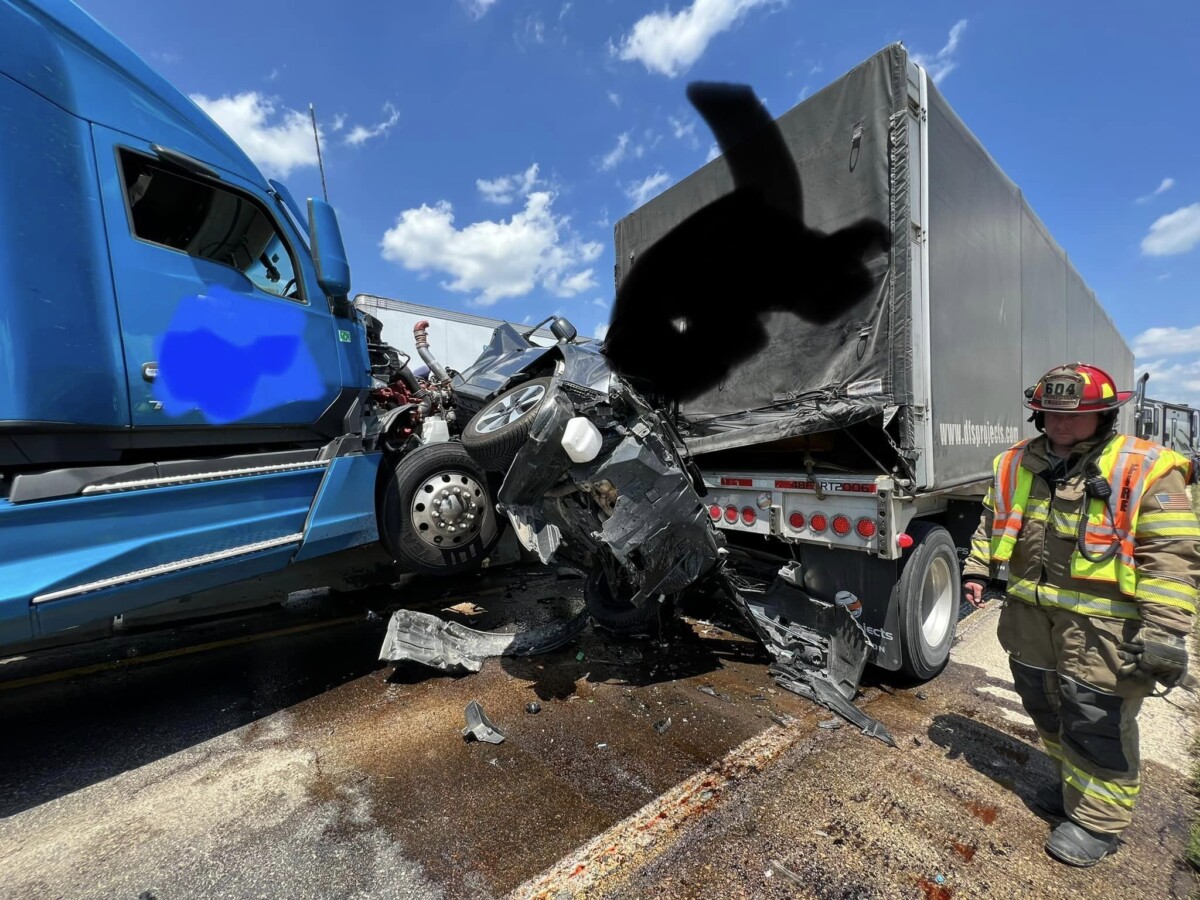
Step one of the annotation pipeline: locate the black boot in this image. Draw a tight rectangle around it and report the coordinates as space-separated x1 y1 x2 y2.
1045 821 1118 867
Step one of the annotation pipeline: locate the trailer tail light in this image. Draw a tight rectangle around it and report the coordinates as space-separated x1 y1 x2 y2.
709 505 722 521
897 533 915 549
856 518 878 539
724 506 738 524
831 515 852 536
809 513 828 533
788 511 805 530
741 507 757 526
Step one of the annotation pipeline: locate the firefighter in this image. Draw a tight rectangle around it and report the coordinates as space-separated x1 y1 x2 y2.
962 363 1199 867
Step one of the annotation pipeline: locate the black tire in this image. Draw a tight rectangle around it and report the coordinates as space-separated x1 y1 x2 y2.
461 377 553 472
584 566 662 635
377 443 502 576
893 520 959 680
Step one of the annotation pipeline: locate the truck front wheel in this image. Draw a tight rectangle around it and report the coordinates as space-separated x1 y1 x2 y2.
378 443 503 576
894 521 958 680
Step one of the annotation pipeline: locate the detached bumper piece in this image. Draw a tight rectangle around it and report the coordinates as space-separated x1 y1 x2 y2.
724 562 896 747
378 606 589 673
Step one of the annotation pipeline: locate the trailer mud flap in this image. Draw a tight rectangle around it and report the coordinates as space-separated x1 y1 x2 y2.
722 562 896 747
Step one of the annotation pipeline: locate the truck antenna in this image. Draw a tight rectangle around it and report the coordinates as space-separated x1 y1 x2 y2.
309 103 329 202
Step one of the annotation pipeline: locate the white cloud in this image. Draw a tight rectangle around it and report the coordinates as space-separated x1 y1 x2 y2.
268 67 281 82
600 132 638 171
465 0 497 19
595 206 610 228
594 322 611 340
607 91 621 108
517 14 546 47
331 113 346 132
151 50 181 65
1136 177 1175 204
592 297 611 309
1142 204 1200 257
614 0 782 78
1157 273 1172 282
190 91 317 178
1136 356 1200 410
669 114 699 149
705 143 721 163
626 171 672 208
345 103 400 147
379 189 602 306
1133 325 1200 358
560 2 573 21
912 19 968 84
476 163 542 204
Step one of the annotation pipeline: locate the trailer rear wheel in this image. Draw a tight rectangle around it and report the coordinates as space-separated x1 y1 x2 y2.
378 443 502 576
894 521 958 680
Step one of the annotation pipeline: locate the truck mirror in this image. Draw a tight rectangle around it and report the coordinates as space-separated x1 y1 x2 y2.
308 198 351 298
551 318 578 343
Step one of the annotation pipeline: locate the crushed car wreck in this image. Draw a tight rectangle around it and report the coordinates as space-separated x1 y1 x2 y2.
376 313 897 742
373 78 917 743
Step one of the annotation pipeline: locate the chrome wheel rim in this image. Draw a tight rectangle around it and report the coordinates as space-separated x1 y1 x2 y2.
921 556 954 647
411 470 488 549
475 384 545 434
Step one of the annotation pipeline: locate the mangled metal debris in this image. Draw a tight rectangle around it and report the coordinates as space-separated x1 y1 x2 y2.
462 700 505 744
721 563 896 747
378 606 588 673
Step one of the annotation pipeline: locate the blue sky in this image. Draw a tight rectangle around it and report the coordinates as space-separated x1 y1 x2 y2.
79 0 1200 405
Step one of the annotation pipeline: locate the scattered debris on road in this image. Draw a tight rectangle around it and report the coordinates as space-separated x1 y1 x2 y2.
462 700 505 744
378 606 587 673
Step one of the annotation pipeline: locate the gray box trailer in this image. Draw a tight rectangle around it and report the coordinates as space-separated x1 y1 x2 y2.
613 43 1133 679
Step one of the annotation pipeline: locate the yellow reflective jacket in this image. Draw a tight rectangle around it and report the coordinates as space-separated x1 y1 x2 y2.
964 433 1200 632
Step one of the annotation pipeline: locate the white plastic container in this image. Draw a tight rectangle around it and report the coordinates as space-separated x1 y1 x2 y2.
420 416 450 444
561 416 603 463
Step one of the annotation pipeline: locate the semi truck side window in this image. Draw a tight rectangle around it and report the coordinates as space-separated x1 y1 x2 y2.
117 149 303 302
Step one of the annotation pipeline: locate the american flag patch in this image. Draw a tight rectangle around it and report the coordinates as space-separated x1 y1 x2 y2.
1155 493 1194 511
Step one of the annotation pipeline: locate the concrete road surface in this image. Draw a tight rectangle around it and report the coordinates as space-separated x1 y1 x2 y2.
0 565 1195 899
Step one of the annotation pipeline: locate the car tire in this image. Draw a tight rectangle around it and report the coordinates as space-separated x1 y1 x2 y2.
377 443 502 576
460 377 553 472
893 520 959 680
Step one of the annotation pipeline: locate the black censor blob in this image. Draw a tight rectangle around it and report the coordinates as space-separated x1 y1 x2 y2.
603 82 890 403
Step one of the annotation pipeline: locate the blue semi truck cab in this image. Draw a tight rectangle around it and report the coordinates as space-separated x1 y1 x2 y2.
0 0 428 649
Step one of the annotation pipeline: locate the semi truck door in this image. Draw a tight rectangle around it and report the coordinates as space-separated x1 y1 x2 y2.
92 128 344 430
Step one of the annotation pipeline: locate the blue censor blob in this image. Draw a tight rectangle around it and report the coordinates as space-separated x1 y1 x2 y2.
155 286 325 424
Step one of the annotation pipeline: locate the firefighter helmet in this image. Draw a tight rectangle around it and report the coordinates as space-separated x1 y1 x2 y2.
1023 363 1133 413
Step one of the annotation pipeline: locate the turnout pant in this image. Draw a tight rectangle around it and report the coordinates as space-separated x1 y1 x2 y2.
997 599 1156 836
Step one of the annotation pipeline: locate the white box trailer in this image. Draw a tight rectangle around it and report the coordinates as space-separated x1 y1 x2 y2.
612 44 1133 678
